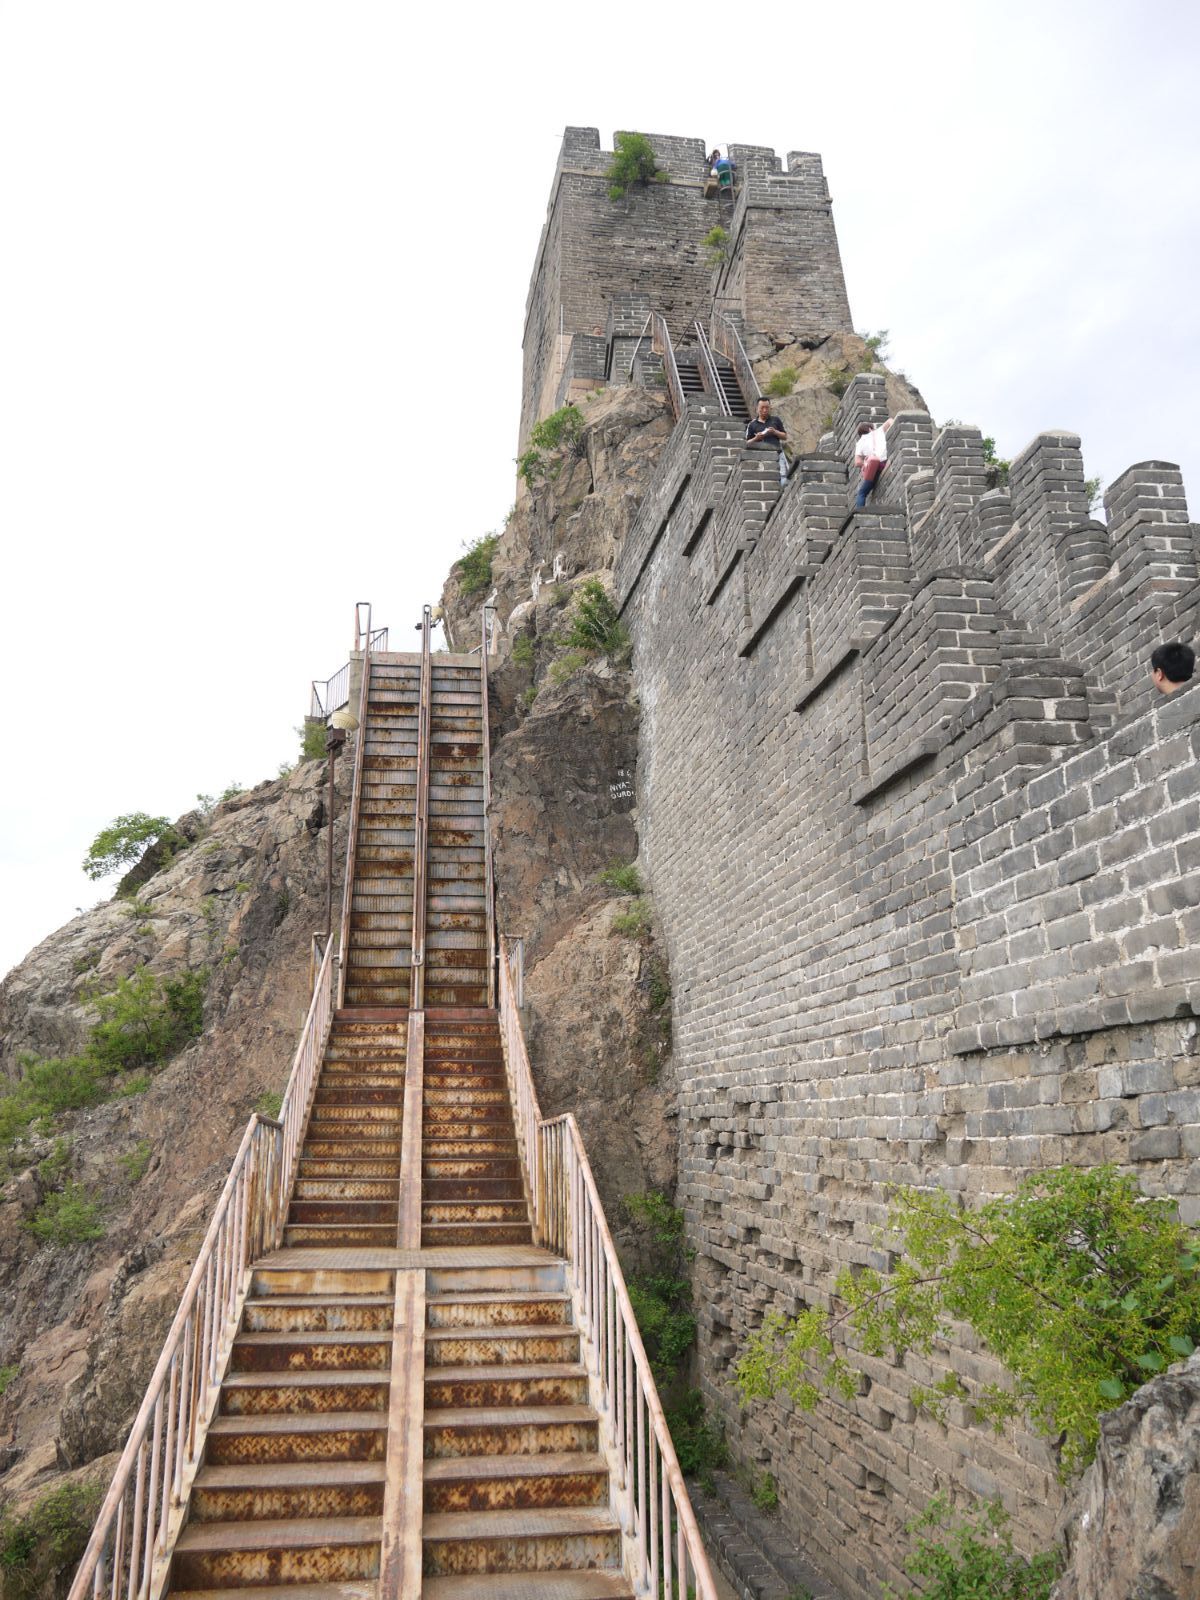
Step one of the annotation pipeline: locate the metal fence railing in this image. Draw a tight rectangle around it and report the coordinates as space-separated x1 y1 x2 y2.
67 938 336 1600
497 938 717 1600
310 626 388 720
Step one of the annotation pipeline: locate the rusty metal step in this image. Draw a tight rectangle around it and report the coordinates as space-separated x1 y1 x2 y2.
231 1331 392 1373
221 1370 390 1416
422 1202 531 1227
424 1154 521 1175
424 1104 510 1126
295 1178 401 1200
249 1268 394 1298
243 1296 394 1333
344 985 414 1004
426 986 492 1007
207 1411 388 1466
425 1292 569 1329
314 1087 404 1107
172 1582 382 1600
423 1178 524 1204
190 1460 386 1522
283 1223 400 1247
423 1451 607 1514
304 1138 404 1159
307 1103 402 1123
289 1196 399 1223
422 1132 517 1153
423 1572 632 1600
424 1364 588 1409
299 1159 401 1180
425 1326 580 1367
422 1406 598 1461
171 1515 381 1588
421 1221 535 1247
425 1088 507 1109
421 1507 620 1577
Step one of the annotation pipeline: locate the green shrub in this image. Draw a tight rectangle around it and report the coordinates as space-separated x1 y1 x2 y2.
664 1388 728 1488
611 898 651 939
606 132 665 199
883 1497 1060 1600
518 685 538 714
1085 475 1103 512
117 1139 152 1184
255 1091 283 1120
456 533 500 598
87 966 208 1071
299 719 327 761
24 1055 107 1117
982 435 1011 488
82 814 179 881
863 328 891 363
598 862 643 896
0 1365 18 1398
560 579 629 657
702 224 729 270
37 1140 71 1185
765 366 798 398
826 365 851 398
26 1182 105 1245
735 1166 1200 1473
114 1072 151 1098
624 1192 696 1385
548 649 590 687
751 1472 779 1513
0 1479 104 1600
518 405 585 488
511 634 535 667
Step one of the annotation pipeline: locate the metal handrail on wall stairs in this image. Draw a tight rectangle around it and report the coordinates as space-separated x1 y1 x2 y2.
334 603 381 1008
693 320 732 418
410 603 433 1008
498 937 718 1600
709 310 759 423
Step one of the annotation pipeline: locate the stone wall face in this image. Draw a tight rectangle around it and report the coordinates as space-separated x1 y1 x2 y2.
521 129 854 447
615 389 1200 1596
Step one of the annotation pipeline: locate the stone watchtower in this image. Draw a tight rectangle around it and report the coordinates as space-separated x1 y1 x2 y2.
520 127 854 447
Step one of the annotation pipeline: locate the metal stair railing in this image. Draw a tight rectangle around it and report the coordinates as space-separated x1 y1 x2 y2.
67 938 337 1600
650 311 687 421
497 937 718 1600
480 604 497 1007
693 321 732 418
709 311 758 421
335 602 380 1008
410 604 433 1009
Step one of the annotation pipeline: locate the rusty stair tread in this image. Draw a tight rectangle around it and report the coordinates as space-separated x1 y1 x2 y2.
423 1451 607 1483
172 1586 378 1600
175 1514 381 1552
424 1325 574 1343
425 1404 597 1429
172 1587 377 1600
194 1460 387 1488
209 1411 387 1436
425 1362 585 1383
222 1369 390 1389
243 1295 395 1310
423 1574 632 1600
428 1292 568 1306
233 1331 392 1348
422 1507 620 1540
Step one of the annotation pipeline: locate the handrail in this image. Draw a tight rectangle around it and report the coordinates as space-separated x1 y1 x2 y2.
626 311 652 382
650 312 686 421
410 604 433 1009
335 605 376 1008
497 938 717 1600
692 321 732 418
709 311 758 421
480 604 497 1008
68 937 336 1600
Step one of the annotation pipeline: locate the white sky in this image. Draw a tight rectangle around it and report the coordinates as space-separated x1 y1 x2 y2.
2 0 1198 982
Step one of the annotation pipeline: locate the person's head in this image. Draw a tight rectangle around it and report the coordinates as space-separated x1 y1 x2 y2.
857 422 873 438
756 397 771 420
1151 641 1195 694
709 148 720 164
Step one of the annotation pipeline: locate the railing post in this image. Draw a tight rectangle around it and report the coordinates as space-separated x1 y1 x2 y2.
481 604 497 1009
411 604 432 1011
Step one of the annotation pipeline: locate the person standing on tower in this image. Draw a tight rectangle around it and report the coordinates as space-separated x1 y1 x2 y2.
747 397 788 484
854 416 894 509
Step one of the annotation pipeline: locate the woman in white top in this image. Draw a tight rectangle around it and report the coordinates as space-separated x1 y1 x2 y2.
854 417 894 509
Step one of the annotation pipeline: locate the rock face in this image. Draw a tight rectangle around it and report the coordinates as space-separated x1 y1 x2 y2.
442 385 680 1238
745 328 926 456
1052 1353 1200 1600
0 753 350 1520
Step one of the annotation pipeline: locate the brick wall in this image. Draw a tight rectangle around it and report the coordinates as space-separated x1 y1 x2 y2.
615 387 1200 1596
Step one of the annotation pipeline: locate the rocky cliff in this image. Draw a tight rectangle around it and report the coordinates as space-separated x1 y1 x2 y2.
0 754 349 1546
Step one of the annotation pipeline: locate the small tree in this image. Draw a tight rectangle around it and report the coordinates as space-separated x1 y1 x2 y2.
607 132 666 200
735 1166 1200 1474
82 813 179 881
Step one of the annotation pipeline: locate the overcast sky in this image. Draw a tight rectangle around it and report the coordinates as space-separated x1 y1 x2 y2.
2 0 1198 982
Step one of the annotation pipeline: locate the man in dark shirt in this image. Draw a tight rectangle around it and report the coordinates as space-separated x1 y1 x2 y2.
746 397 788 483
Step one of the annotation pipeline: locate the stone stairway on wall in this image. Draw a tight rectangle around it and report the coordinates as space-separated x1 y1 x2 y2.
150 646 671 1600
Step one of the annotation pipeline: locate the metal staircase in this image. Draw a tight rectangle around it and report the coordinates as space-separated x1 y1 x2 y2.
68 608 715 1600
